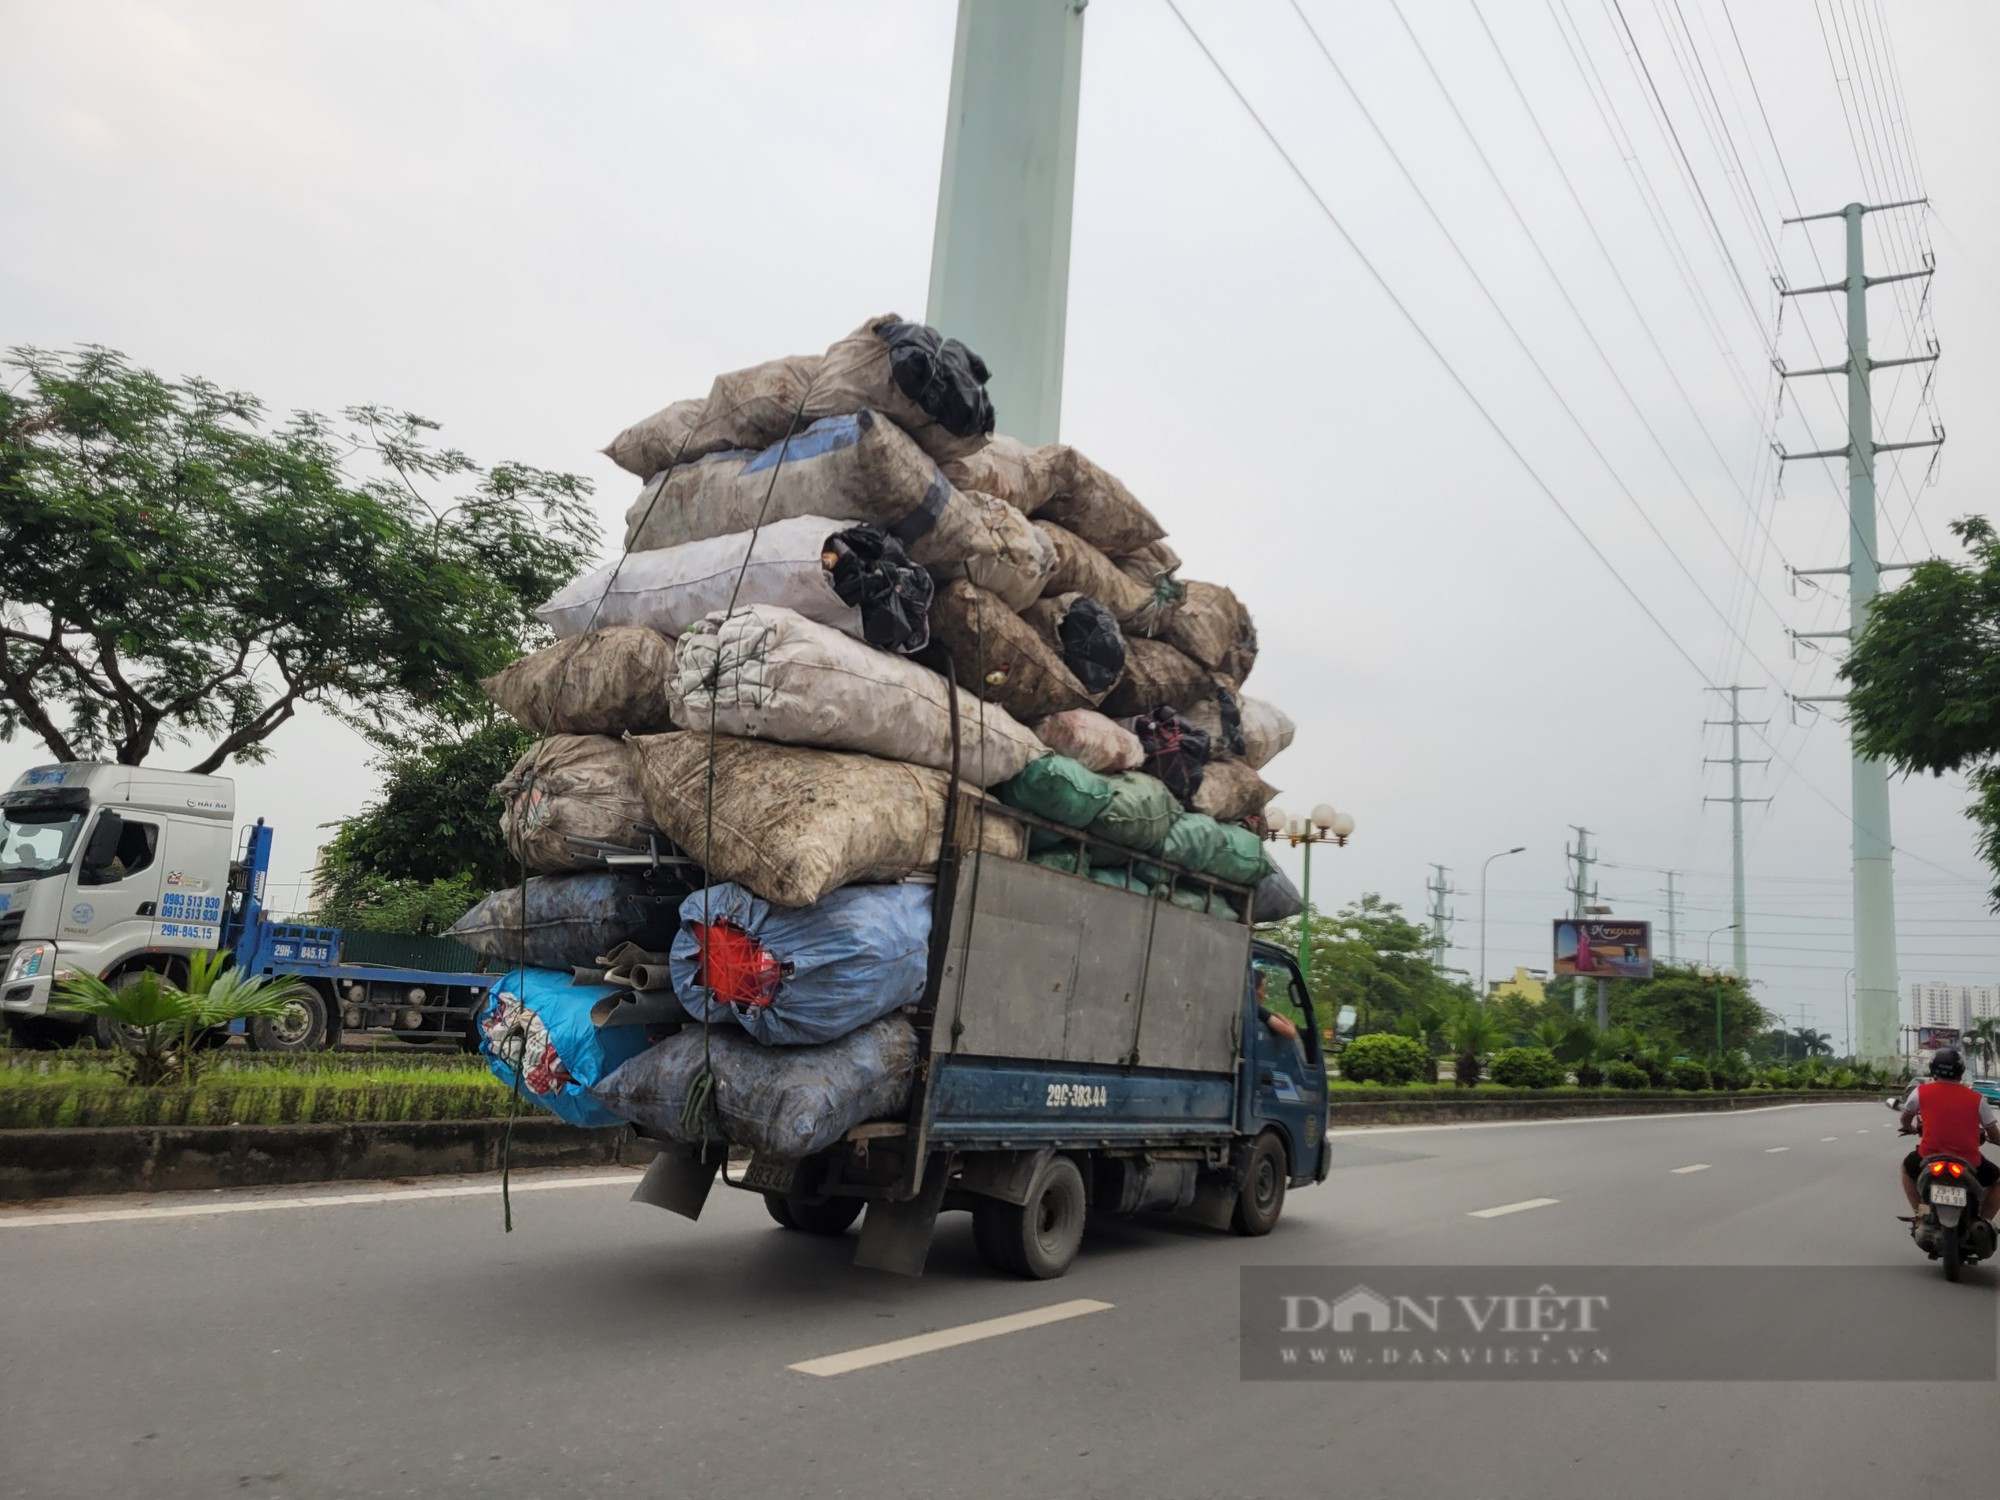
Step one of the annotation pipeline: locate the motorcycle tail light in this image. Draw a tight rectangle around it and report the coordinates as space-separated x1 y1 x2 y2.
1932 1162 1947 1175
1948 1161 1965 1178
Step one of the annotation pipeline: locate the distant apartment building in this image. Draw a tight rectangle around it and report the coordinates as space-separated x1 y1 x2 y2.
1907 981 2000 1033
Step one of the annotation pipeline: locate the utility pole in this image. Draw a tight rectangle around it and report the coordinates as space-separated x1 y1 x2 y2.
1424 864 1455 973
926 0 1087 446
1703 687 1771 979
1662 871 1680 966
1778 197 1943 1066
1566 826 1597 1015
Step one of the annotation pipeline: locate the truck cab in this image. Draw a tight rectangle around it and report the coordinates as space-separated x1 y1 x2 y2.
0 763 235 1033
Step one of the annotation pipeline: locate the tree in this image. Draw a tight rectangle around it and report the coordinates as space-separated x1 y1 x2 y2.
1270 894 1468 1036
1439 998 1506 1088
1966 1016 2000 1077
0 346 594 771
1601 963 1770 1058
310 716 530 932
1842 515 2000 905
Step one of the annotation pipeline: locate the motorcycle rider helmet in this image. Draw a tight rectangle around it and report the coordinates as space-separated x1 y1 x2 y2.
1928 1046 1967 1080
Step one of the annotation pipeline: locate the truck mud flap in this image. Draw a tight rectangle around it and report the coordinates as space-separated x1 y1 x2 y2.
1175 1173 1238 1232
854 1157 951 1277
632 1144 722 1221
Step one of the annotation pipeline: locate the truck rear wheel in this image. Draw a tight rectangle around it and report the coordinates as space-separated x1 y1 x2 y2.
248 985 330 1053
975 1154 1087 1279
1231 1132 1287 1237
764 1193 863 1236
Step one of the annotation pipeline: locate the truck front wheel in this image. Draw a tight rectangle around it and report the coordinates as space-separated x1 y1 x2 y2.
1231 1132 1288 1237
249 984 331 1052
974 1154 1087 1279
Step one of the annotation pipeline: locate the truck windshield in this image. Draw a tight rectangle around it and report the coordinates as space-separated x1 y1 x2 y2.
0 805 87 880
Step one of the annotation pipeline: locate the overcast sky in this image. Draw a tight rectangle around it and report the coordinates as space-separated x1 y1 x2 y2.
5 0 1996 1044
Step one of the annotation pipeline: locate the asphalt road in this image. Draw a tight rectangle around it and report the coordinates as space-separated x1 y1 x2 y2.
2 1100 1992 1500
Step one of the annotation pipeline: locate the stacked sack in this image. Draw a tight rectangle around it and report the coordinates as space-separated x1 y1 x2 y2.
458 313 1304 1154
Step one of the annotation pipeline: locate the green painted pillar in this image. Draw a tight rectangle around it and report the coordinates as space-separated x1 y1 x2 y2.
926 0 1087 446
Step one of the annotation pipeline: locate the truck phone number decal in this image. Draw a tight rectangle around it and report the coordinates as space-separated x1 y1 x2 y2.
1045 1082 1109 1109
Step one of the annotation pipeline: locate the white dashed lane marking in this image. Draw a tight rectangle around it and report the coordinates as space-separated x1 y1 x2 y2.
788 1300 1114 1377
1468 1197 1561 1219
1671 1164 1712 1174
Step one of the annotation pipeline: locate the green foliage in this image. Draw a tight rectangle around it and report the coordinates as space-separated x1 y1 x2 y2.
1605 1060 1651 1090
0 1051 506 1128
1843 516 2000 905
1337 1031 1431 1086
53 958 311 1085
1708 1051 1752 1090
0 346 594 770
1439 999 1506 1088
1669 1059 1711 1091
1604 964 1771 1058
1270 894 1469 1036
1965 1016 2000 1076
1489 1046 1565 1090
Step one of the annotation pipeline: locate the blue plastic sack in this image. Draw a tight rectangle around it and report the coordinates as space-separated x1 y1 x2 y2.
476 968 654 1129
670 882 932 1045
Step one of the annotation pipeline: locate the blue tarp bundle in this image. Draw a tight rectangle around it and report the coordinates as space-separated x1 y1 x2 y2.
475 968 654 1129
670 882 933 1046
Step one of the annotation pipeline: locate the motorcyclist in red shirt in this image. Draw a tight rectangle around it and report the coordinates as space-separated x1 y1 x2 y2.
1897 1047 2000 1222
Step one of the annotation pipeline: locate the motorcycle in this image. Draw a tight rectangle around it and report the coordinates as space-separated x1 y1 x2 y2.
1887 1096 1997 1282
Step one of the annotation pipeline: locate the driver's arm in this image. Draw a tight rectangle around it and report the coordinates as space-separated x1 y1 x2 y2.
1899 1085 1922 1133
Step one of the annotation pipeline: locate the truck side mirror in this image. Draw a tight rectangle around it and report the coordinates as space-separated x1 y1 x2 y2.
80 811 124 874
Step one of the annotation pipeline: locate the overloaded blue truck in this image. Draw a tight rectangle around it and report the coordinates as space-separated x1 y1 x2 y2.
0 763 497 1050
627 797 1332 1279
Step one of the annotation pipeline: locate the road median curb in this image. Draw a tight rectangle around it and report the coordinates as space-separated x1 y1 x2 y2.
0 1117 654 1201
1326 1090 1861 1126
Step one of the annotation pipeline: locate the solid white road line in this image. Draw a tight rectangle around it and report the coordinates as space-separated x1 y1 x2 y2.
1670 1164 1712 1174
1468 1197 1560 1219
0 1172 638 1229
1765 1147 1791 1153
788 1299 1114 1377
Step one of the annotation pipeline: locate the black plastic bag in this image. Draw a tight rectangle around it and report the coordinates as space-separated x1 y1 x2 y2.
1058 596 1127 696
823 525 935 654
1127 706 1211 808
1212 687 1248 759
877 320 996 441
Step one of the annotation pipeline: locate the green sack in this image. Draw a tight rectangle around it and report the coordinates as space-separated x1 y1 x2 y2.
1090 865 1155 895
1207 822 1271 886
999 754 1114 829
1169 882 1240 920
1155 813 1230 876
1031 846 1091 875
1086 772 1179 858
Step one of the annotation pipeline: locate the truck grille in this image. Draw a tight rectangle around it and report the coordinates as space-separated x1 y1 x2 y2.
0 913 19 947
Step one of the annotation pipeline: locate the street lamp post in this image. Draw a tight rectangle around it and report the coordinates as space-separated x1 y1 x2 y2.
1701 923 1738 1063
1843 967 1855 1061
1261 803 1354 996
1477 846 1527 1003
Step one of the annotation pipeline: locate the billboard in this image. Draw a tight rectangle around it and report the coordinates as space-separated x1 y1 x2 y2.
1553 919 1654 981
1916 1026 1961 1052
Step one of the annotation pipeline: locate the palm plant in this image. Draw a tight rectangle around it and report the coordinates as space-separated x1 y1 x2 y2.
1792 1027 1834 1060
1439 999 1506 1088
1965 1016 2000 1077
1527 1017 1570 1054
1395 1001 1446 1083
1566 1021 1616 1087
54 969 186 1086
55 959 311 1085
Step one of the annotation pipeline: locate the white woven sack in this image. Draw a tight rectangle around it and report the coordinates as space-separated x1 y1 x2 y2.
537 516 863 643
1237 695 1296 770
668 605 1045 788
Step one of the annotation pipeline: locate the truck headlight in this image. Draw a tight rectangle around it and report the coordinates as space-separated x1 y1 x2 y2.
6 942 54 983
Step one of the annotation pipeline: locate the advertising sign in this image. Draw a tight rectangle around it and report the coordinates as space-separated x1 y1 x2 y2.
1552 919 1654 981
1916 1026 1961 1052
